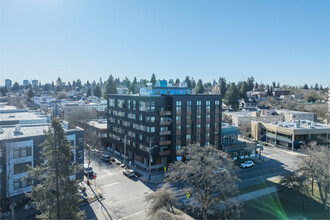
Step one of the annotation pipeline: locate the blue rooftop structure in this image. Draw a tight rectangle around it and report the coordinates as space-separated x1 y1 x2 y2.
140 80 191 95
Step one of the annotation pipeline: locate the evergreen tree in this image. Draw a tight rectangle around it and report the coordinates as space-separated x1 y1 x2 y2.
133 77 137 85
195 79 205 94
218 77 227 96
175 78 180 86
150 74 156 86
76 79 82 90
103 75 117 98
168 79 174 84
122 77 131 88
246 76 255 91
55 77 62 92
93 85 102 98
28 118 85 220
224 83 239 110
27 87 35 99
277 82 280 88
185 76 192 89
191 78 196 89
86 88 91 97
86 80 91 87
272 82 276 88
239 81 248 98
319 85 323 90
314 83 319 90
303 84 309 89
128 83 136 94
51 81 55 91
254 82 259 91
12 82 20 91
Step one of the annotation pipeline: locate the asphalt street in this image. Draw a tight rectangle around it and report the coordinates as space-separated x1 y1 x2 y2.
238 145 301 187
81 145 302 219
82 157 157 220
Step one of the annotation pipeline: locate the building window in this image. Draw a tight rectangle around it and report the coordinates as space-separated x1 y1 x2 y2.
176 106 181 112
176 135 181 140
176 101 182 106
206 124 210 128
176 125 181 130
14 146 32 159
151 101 155 112
186 115 191 120
127 100 131 109
206 133 210 137
133 100 136 110
196 124 201 128
176 145 181 150
176 116 181 121
14 162 31 174
187 101 192 111
78 151 83 160
206 115 210 119
14 178 32 190
196 114 201 119
139 115 143 121
0 149 2 157
150 127 155 133
205 142 210 146
139 134 143 141
0 165 2 173
186 134 191 140
186 124 192 129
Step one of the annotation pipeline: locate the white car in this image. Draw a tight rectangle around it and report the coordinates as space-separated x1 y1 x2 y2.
123 169 135 177
240 160 255 168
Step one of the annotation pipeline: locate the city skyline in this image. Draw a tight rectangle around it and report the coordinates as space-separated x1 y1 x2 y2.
1 0 329 87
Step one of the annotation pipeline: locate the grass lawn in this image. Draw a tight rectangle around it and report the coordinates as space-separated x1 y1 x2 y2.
239 181 275 195
242 187 329 219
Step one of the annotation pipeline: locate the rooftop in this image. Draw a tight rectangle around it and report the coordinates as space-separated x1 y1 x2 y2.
0 111 48 122
87 119 107 129
263 120 330 130
0 124 82 140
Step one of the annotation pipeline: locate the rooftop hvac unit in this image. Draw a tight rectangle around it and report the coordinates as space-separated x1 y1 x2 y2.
14 124 22 134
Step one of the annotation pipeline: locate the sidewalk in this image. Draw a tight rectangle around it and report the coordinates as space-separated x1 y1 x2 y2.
79 176 104 206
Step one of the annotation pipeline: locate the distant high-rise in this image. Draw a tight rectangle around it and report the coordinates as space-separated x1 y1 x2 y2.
5 79 12 88
23 80 30 87
32 80 38 87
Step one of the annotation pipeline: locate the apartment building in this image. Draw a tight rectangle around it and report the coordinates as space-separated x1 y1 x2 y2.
107 93 222 172
0 123 84 210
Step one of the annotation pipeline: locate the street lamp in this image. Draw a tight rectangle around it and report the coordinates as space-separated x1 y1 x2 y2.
149 140 158 181
119 134 127 165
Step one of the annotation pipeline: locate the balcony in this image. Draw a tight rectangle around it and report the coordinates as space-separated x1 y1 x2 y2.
159 130 171 135
186 120 192 124
206 109 211 114
160 111 172 116
160 121 172 126
206 119 211 123
159 140 171 145
186 129 192 134
187 110 192 115
159 150 171 156
197 110 202 114
176 111 182 116
196 119 202 124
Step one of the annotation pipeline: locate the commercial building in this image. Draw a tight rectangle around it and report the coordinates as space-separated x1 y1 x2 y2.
251 120 330 149
0 123 84 210
224 110 282 134
275 109 316 122
0 108 50 126
22 80 30 87
107 93 222 172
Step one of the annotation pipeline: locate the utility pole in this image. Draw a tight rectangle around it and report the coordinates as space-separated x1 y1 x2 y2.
124 134 127 165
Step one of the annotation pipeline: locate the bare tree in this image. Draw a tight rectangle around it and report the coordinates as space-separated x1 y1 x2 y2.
165 144 241 220
145 184 180 219
298 141 329 210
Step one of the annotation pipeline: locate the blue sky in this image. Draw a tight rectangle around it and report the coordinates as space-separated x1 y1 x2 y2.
0 0 329 87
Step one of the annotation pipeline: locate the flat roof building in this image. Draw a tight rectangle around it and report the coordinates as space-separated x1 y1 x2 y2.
107 93 222 175
251 120 330 150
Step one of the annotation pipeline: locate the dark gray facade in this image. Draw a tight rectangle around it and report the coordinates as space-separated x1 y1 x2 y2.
107 94 222 170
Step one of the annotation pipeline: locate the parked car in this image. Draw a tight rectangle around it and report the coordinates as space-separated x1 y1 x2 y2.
101 154 111 162
123 169 135 177
84 164 94 176
240 160 255 168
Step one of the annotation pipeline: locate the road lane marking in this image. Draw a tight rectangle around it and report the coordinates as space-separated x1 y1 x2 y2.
100 182 119 189
118 210 145 220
